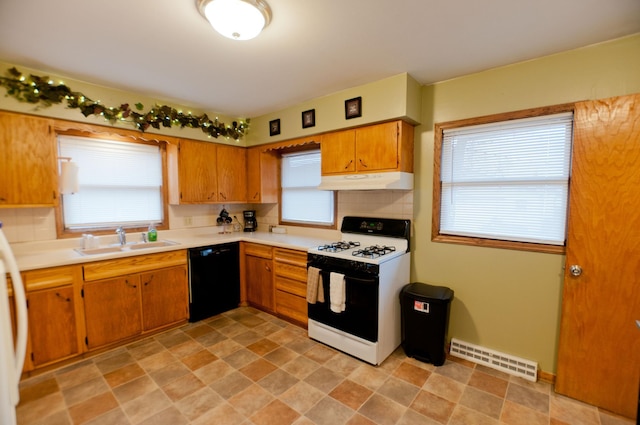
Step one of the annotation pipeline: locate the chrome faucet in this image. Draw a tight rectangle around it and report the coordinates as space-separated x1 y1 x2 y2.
115 226 126 245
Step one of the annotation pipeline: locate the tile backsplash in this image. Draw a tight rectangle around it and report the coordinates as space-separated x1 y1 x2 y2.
0 190 413 243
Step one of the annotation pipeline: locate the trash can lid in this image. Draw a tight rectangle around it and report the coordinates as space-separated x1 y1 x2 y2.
402 282 454 302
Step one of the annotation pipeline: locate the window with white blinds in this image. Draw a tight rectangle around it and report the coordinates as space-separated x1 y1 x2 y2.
58 135 163 230
439 112 573 246
281 150 334 225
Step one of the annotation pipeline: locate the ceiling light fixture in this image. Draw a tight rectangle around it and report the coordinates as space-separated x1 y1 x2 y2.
197 0 272 41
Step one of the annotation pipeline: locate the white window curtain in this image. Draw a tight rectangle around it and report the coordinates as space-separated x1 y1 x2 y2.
281 150 334 225
440 112 573 245
58 135 163 229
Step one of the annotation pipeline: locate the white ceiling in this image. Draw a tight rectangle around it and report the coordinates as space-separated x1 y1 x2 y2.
0 0 639 118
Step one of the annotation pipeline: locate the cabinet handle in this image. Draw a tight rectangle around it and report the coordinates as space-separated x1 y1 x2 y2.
207 192 215 200
252 192 259 199
55 292 71 302
144 274 154 286
344 159 353 170
265 265 271 272
358 158 368 168
219 192 227 200
125 279 137 289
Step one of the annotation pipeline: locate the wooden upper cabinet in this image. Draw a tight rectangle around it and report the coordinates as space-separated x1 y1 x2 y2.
246 147 278 203
320 120 414 175
320 129 356 174
0 111 57 207
173 138 218 204
217 144 247 202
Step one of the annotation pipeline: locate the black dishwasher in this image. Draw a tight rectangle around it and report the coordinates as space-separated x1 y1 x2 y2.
188 242 240 322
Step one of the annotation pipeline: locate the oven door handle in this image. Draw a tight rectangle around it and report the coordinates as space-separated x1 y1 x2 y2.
320 272 378 286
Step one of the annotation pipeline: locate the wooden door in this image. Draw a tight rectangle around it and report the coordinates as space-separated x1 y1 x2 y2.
355 121 399 172
320 129 356 175
217 144 247 202
84 275 142 349
178 139 218 203
245 255 274 311
556 94 640 418
140 266 188 331
0 112 57 207
27 286 78 366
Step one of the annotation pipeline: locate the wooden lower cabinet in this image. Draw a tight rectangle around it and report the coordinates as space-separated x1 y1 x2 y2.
84 275 143 350
82 250 188 351
273 248 308 325
27 285 79 366
245 250 274 312
22 265 84 371
140 266 188 331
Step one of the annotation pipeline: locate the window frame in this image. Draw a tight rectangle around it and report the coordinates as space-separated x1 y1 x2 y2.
278 146 337 229
54 127 170 238
432 103 575 254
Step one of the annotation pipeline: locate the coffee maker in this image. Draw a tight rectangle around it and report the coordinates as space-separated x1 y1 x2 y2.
243 210 257 232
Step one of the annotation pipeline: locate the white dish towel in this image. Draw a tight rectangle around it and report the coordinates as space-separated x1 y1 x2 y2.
329 272 346 313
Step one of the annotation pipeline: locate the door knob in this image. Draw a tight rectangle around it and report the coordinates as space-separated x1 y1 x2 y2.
569 265 582 277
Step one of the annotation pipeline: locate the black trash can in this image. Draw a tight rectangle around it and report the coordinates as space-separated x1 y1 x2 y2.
400 282 454 366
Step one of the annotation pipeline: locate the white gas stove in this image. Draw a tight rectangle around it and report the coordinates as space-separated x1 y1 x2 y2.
307 216 411 365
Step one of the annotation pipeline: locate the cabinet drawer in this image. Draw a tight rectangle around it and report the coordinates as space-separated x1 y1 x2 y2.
83 250 187 282
23 265 76 291
274 261 307 282
273 248 307 267
275 290 307 325
244 242 272 259
275 276 306 297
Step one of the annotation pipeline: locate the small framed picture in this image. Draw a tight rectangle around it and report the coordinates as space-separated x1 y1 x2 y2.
302 109 315 128
345 96 362 119
269 118 281 136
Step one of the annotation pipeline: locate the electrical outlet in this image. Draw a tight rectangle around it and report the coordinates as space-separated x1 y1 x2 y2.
184 216 193 226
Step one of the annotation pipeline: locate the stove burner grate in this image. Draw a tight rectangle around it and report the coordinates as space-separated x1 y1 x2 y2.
352 245 396 259
317 241 360 253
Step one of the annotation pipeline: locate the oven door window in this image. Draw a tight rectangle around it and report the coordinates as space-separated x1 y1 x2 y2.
308 271 379 342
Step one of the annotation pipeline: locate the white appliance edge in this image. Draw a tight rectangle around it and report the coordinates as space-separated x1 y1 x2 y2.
308 253 410 365
0 226 28 425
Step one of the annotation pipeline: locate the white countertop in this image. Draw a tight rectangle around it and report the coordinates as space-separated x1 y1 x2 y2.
10 227 337 271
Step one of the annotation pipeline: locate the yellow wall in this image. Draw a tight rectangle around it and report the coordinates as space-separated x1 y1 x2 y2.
245 72 422 146
0 60 244 146
414 33 640 373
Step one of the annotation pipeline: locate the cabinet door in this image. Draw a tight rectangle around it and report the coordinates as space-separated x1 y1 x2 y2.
140 266 188 331
0 112 57 206
320 129 356 175
27 286 78 366
84 275 142 349
217 144 247 202
355 121 399 172
246 147 278 203
178 139 218 203
245 255 274 312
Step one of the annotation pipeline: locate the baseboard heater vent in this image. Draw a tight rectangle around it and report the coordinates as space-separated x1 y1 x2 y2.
450 338 538 382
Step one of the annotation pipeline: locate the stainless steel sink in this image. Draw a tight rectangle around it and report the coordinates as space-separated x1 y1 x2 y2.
75 240 179 256
128 240 179 250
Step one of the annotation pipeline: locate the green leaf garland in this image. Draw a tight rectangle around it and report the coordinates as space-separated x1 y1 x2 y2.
0 67 249 140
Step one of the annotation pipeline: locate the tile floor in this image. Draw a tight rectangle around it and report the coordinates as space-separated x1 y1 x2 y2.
16 307 635 425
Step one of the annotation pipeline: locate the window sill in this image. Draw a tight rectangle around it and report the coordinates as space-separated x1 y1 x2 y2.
432 234 565 255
